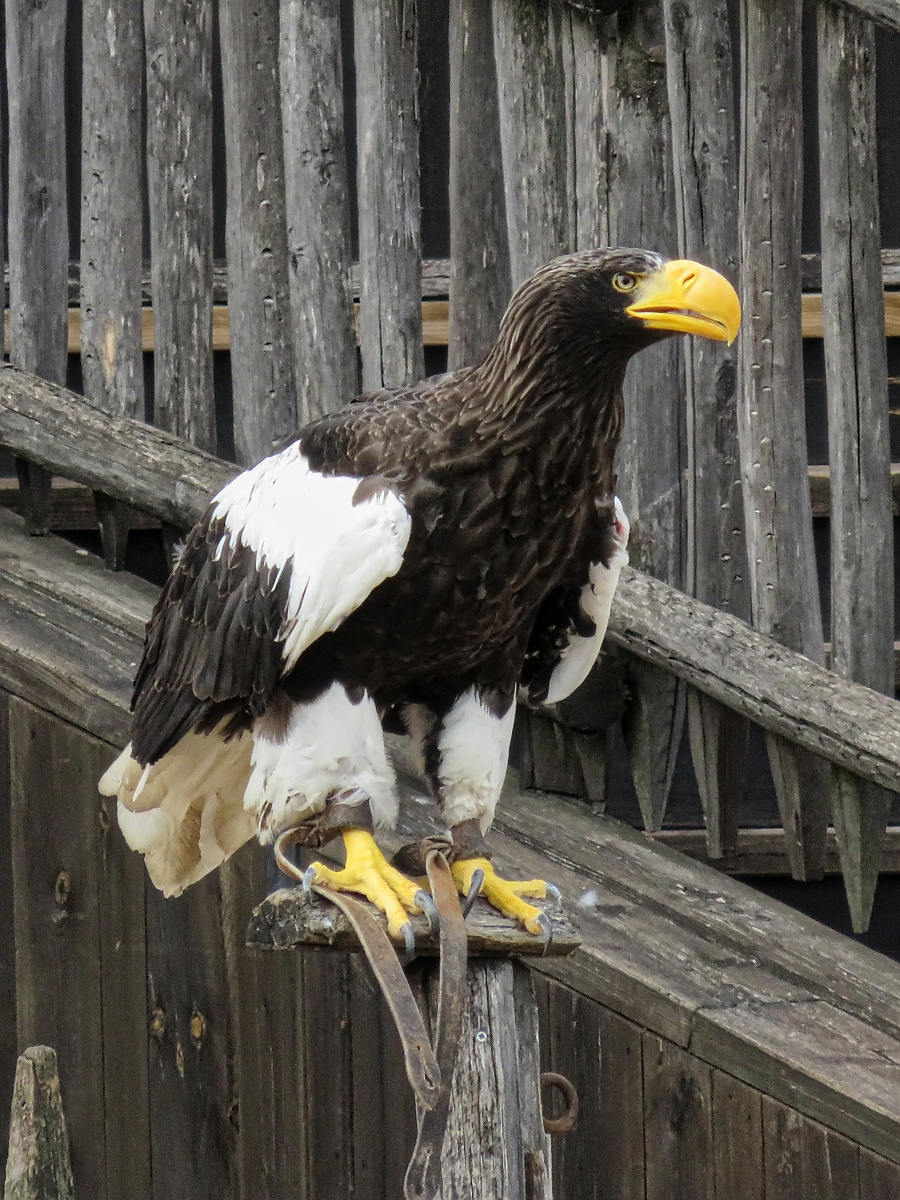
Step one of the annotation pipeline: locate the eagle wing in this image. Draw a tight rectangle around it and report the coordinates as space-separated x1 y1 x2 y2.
520 497 629 705
131 440 412 764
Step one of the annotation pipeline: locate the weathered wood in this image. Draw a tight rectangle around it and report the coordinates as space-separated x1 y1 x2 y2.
0 696 12 1181
831 0 900 35
608 0 685 833
492 0 570 287
651 824 900 877
3 1047 74 1200
219 0 296 465
711 1074 764 1200
663 0 749 858
818 2 895 933
354 0 423 390
81 0 144 567
247 886 579 956
440 961 549 1200
739 0 829 880
447 0 512 370
6 0 68 537
762 1098 860 1199
10 701 109 1199
643 1035 713 1200
561 7 613 252
143 0 215 452
802 248 900 289
596 1009 645 1200
280 0 357 422
859 1146 900 1198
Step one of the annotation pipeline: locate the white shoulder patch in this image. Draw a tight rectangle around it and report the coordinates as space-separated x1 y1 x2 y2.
544 497 629 704
211 442 412 671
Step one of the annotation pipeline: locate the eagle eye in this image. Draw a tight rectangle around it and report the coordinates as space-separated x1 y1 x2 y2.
611 272 640 294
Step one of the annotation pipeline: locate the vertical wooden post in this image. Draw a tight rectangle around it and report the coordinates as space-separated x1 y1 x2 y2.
448 0 511 370
3 1048 74 1200
354 0 423 391
608 0 685 832
144 0 215 454
280 0 357 421
81 0 145 569
6 0 69 535
492 0 570 287
561 6 613 253
663 0 749 858
739 0 829 880
817 2 894 931
219 0 297 466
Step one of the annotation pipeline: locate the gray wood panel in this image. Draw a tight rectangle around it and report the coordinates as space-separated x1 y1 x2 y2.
353 0 423 390
738 0 830 880
0 693 13 1179
609 0 685 834
663 0 749 858
144 0 215 452
817 1 895 933
219 0 296 466
762 1097 860 1199
280 0 357 421
561 7 614 252
643 1035 714 1200
833 0 900 34
711 1074 764 1200
596 1008 645 1200
447 0 512 370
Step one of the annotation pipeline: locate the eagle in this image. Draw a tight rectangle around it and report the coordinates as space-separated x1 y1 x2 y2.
100 249 740 945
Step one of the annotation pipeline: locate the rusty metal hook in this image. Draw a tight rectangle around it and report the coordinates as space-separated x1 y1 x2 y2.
540 1071 580 1133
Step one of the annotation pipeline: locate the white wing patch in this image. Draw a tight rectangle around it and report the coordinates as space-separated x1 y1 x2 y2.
544 497 630 704
211 442 412 671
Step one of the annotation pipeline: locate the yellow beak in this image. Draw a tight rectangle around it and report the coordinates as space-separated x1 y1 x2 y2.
626 260 741 345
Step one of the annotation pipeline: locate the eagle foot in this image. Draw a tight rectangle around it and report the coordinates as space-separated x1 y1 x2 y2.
449 856 549 935
309 828 425 944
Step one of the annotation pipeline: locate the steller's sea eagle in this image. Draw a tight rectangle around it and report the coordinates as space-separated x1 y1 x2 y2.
100 249 740 944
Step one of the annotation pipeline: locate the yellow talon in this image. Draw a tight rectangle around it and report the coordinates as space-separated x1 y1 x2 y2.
310 828 423 941
450 856 548 935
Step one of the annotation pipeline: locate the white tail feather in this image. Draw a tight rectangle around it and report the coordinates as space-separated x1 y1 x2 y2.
100 731 256 897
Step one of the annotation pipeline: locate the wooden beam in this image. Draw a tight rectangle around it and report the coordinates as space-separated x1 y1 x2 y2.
802 248 900 289
828 0 900 36
650 825 900 876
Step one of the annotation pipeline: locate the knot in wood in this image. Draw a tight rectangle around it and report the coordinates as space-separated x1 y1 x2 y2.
190 1010 206 1044
53 870 71 908
149 1006 166 1040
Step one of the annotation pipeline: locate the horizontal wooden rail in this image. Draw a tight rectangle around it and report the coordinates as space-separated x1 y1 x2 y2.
802 247 900 288
0 363 896 796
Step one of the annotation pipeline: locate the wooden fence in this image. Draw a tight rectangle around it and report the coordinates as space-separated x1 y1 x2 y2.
0 0 898 1195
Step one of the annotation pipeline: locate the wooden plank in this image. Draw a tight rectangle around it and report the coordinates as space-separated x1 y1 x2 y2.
739 0 830 880
145 877 236 1200
803 248 900 289
0 695 13 1180
143 0 215 452
830 0 900 35
762 1097 860 1199
447 0 512 370
859 1146 900 1198
80 0 144 568
219 0 296 465
492 0 570 287
711 1073 764 1200
561 7 613 252
663 0 749 859
354 0 423 390
818 1 895 933
3 1047 74 1200
597 1009 645 1200
280 0 357 422
643 1035 714 1200
651 825 900 877
9 700 108 1199
6 0 68 535
608 0 685 834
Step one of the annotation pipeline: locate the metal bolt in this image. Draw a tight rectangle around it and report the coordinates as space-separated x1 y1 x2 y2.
475 1030 488 1044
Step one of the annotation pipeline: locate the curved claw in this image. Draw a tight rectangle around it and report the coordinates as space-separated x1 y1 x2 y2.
545 883 562 904
415 888 441 936
461 868 485 918
302 865 318 898
535 911 554 955
400 920 416 961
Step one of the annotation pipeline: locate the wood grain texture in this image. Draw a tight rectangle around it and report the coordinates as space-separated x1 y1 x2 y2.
643 1035 714 1200
762 1097 860 1199
738 0 829 880
608 0 685 834
832 0 900 34
597 1008 645 1200
562 7 614 252
711 1073 764 1200
858 1146 900 1198
447 0 512 370
3 1047 74 1200
80 0 144 568
0 695 12 1181
817 1 895 932
144 0 215 452
219 0 296 465
663 0 749 858
280 0 357 422
492 0 570 286
354 0 423 390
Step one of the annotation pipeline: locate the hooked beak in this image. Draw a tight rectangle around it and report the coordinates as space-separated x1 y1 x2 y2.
626 260 741 345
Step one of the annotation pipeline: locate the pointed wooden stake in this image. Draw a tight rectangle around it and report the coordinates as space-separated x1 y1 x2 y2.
688 692 746 860
830 769 891 933
766 736 830 882
4 1047 74 1200
621 663 685 833
93 491 131 571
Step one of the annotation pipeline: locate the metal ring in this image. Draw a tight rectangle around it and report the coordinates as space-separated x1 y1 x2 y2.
540 1072 580 1133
